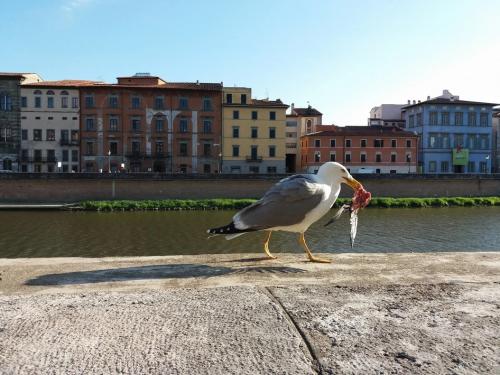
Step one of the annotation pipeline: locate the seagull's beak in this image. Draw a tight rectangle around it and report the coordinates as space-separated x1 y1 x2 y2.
343 175 363 191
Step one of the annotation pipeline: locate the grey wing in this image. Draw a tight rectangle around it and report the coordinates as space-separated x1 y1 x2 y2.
233 174 327 230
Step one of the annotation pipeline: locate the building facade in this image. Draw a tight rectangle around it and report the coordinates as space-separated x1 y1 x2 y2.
222 87 288 174
20 81 84 172
403 91 497 173
0 73 42 171
79 74 222 173
285 104 323 173
368 104 405 127
300 125 418 174
493 110 500 173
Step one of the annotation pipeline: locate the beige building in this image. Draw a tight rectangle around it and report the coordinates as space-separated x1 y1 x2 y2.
222 87 288 173
285 104 323 172
20 81 84 172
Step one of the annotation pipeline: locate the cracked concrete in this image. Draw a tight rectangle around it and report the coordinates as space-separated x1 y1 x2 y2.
0 252 499 374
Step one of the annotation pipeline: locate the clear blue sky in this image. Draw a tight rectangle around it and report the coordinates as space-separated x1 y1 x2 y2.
2 0 499 124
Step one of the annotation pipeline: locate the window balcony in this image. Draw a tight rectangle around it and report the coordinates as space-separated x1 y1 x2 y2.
246 156 263 162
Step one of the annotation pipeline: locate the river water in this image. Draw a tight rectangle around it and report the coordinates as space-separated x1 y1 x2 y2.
0 207 499 258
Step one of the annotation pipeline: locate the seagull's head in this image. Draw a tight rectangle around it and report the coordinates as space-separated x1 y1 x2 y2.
317 162 362 191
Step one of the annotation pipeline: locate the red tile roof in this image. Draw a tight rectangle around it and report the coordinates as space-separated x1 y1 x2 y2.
304 125 418 137
22 80 102 87
292 106 322 116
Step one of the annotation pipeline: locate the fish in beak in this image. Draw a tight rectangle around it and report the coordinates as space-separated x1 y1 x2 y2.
343 175 363 191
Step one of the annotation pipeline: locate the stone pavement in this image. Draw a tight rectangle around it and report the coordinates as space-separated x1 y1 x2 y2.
0 252 499 374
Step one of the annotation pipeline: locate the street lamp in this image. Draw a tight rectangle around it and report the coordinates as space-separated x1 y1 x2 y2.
108 150 111 173
213 143 222 173
57 161 62 173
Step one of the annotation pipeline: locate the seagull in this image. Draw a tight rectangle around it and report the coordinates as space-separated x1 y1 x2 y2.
207 162 363 263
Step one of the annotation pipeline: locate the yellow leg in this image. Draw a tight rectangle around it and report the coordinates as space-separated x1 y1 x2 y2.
263 231 277 259
298 232 331 263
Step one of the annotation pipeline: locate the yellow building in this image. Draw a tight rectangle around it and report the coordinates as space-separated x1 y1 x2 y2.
222 87 288 173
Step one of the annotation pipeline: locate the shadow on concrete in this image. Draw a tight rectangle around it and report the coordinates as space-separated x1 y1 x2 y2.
25 264 307 286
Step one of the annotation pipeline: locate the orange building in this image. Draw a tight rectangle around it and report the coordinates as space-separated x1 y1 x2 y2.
300 125 419 174
79 74 222 173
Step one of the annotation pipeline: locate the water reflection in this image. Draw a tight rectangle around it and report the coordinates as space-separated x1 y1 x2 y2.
0 207 499 258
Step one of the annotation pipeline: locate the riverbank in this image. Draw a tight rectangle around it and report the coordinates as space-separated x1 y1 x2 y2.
1 252 499 374
75 196 500 211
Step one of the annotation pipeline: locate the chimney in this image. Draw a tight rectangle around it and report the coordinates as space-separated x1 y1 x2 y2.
413 100 416 104
196 80 199 85
291 102 295 112
407 100 411 104
427 95 430 100
418 100 421 103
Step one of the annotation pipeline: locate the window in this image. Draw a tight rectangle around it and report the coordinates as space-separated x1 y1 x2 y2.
467 161 475 173
374 139 384 147
251 127 258 138
360 139 366 147
203 119 212 133
409 115 415 128
47 149 56 162
22 129 28 140
85 118 95 131
155 118 164 132
330 139 336 147
250 146 258 160
345 153 351 162
249 166 259 174
416 113 422 126
131 141 141 154
315 139 321 147
330 152 336 161
454 134 464 148
314 151 321 163
72 97 78 108
376 153 382 162
251 111 258 120
479 135 489 149
131 117 141 132
241 94 247 104
429 112 438 125
468 112 476 126
85 95 94 108
86 142 94 155
46 129 55 141
179 119 188 133
179 97 188 109
269 127 276 139
233 110 239 119
71 130 79 141
286 120 297 127
154 96 164 110
480 113 488 126
62 150 69 162
226 93 232 104
269 146 276 157
441 112 450 125
361 153 366 162
203 143 211 157
155 141 164 155
455 112 463 126
480 161 488 173
345 139 351 147
406 154 411 163
60 96 68 108
21 96 27 107
34 149 42 162
33 129 42 141
232 126 239 138
109 142 118 155
109 117 119 132
406 139 411 148
203 98 212 111
306 120 312 133
0 94 12 111
230 166 241 174
267 166 277 173
269 111 276 120
429 134 437 148
391 139 397 148
131 96 140 108
179 142 188 156
109 95 118 108
441 161 449 173
35 96 41 108
391 153 396 162
232 145 239 157
72 150 78 162
429 161 436 172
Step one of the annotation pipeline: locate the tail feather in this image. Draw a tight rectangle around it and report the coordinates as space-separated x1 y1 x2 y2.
207 222 256 239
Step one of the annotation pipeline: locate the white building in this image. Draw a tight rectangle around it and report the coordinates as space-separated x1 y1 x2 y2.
368 104 405 127
20 81 82 172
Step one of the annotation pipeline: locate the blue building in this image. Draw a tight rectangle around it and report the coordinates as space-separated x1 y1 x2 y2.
403 91 497 173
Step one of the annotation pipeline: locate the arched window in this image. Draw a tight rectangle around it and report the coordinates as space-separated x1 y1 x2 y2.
60 90 69 95
33 90 42 95
46 90 55 95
